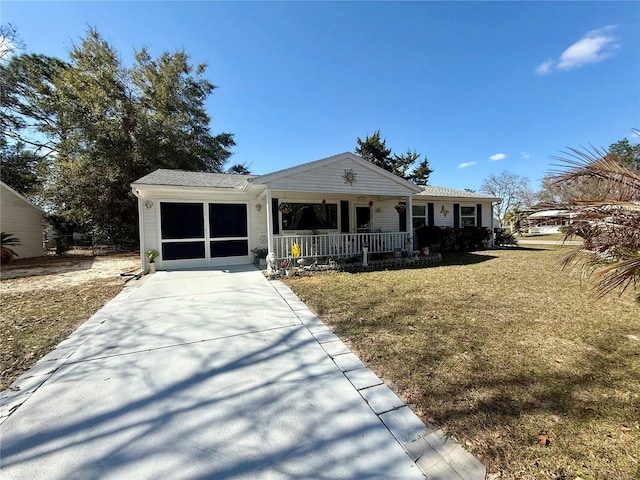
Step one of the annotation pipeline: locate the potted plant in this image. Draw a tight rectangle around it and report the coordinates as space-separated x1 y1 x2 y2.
278 202 292 214
252 248 268 268
146 249 159 273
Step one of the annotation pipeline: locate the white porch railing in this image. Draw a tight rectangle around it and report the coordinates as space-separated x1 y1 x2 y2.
273 232 410 260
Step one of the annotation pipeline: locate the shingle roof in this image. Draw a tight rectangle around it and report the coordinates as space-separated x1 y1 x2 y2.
416 185 500 200
132 169 257 189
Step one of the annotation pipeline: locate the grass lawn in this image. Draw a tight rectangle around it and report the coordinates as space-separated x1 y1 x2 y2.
285 247 640 479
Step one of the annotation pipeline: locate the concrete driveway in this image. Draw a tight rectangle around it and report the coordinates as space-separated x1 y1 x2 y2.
0 267 484 479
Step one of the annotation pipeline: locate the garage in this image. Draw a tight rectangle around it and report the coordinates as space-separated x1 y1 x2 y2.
159 201 250 269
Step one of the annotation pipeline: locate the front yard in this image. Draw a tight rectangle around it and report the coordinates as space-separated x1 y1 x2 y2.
0 251 139 390
285 247 640 480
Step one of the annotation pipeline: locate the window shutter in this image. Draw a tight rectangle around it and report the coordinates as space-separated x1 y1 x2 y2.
476 203 483 227
453 203 460 228
427 203 435 227
272 198 279 235
340 200 350 233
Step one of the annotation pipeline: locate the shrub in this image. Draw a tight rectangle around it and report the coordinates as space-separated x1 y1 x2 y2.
416 226 491 252
495 228 518 246
1 232 21 264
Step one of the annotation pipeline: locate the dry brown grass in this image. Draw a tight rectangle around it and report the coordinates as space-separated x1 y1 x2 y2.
285 247 640 480
0 252 138 390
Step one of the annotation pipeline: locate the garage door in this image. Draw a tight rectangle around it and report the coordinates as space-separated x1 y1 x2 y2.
159 202 250 269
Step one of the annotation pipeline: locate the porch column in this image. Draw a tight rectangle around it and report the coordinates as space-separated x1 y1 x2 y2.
266 189 274 254
406 195 413 251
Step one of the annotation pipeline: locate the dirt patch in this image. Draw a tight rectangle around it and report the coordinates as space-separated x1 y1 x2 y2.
0 251 142 390
1 251 140 293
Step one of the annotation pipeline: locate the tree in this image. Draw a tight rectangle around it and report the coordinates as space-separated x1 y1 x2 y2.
609 138 640 171
0 23 22 60
539 136 640 205
132 47 234 172
550 146 640 300
0 52 66 155
479 171 535 223
41 28 235 243
227 163 251 175
0 139 46 196
355 130 432 184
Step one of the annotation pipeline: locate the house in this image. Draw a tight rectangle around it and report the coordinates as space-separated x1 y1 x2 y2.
0 181 45 259
131 152 500 271
526 209 575 234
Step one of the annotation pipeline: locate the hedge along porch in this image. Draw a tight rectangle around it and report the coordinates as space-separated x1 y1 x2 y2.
131 152 500 271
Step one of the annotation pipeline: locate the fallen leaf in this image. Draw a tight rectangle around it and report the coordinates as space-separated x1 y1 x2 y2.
536 432 551 447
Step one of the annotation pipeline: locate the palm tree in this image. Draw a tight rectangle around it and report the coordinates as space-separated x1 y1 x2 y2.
1 232 21 264
547 143 640 300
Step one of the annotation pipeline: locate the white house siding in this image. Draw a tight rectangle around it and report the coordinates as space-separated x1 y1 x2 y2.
413 200 494 230
136 188 261 269
433 202 455 227
0 182 44 259
265 158 416 196
373 198 404 232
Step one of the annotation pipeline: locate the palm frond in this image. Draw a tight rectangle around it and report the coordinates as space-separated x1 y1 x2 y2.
550 146 640 203
593 255 640 299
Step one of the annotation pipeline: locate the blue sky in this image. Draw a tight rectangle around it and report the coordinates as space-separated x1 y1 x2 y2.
3 1 639 190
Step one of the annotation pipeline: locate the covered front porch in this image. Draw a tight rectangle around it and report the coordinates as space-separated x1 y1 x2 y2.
273 231 411 260
249 152 423 264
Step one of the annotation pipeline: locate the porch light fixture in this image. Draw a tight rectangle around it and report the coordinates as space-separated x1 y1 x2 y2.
145 200 154 209
368 200 373 208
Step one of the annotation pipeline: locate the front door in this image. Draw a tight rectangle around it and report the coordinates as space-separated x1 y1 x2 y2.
355 205 371 233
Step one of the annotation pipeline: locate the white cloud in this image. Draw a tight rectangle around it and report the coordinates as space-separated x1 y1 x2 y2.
536 26 618 75
458 161 477 169
489 153 506 161
520 152 530 159
535 60 554 76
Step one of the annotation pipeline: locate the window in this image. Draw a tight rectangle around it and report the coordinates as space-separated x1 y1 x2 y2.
160 203 204 239
282 203 338 230
412 205 426 229
460 206 476 227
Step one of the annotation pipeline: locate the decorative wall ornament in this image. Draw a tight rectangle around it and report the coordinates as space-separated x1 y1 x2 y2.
255 203 262 212
440 205 450 217
368 200 373 208
342 169 357 185
144 200 154 209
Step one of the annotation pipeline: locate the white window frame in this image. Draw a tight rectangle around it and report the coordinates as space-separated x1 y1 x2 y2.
412 204 427 229
460 205 476 227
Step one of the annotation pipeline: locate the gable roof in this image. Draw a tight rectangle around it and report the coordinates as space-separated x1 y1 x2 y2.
132 169 256 189
416 185 501 202
251 152 422 194
0 181 45 214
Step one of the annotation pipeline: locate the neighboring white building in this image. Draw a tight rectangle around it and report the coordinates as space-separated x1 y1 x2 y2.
131 152 500 271
526 209 575 234
0 181 45 259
